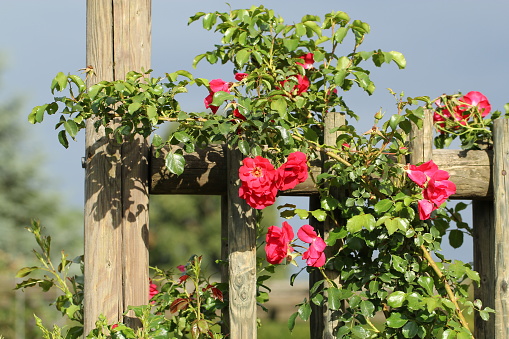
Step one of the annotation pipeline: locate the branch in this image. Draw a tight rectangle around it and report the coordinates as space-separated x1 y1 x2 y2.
420 244 473 336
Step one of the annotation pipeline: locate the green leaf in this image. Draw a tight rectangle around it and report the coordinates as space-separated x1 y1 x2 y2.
387 291 406 308
283 39 299 51
211 91 235 106
418 276 434 296
347 214 375 233
389 51 406 69
51 72 68 93
327 287 343 310
271 97 288 118
311 209 327 222
16 266 39 278
449 229 464 248
298 302 311 321
238 139 249 155
58 130 69 148
236 48 251 67
374 199 393 213
321 196 339 211
402 321 419 338
384 218 399 235
334 27 348 43
360 300 375 317
288 312 298 331
386 312 408 328
146 105 158 124
192 53 207 68
173 131 191 143
128 102 142 114
202 13 216 30
351 325 371 338
88 83 105 100
165 152 185 176
303 21 322 36
63 120 78 138
295 209 309 219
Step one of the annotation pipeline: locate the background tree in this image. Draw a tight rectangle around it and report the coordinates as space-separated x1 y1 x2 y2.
0 69 82 338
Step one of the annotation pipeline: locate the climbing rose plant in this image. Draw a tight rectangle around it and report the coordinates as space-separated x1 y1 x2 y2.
25 5 505 338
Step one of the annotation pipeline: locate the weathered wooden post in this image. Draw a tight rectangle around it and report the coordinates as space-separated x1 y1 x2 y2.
225 148 257 338
492 118 509 337
309 112 345 339
84 0 151 332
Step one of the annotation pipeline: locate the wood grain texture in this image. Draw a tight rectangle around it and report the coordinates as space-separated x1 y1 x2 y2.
84 0 151 332
309 112 345 339
227 148 257 338
151 146 493 199
493 118 509 338
473 201 495 338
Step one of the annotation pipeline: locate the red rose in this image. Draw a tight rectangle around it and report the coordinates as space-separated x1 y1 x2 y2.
297 53 314 70
458 91 491 118
406 160 441 187
277 151 308 191
265 222 294 264
238 181 278 209
234 72 248 81
418 199 434 220
297 224 326 267
423 173 456 209
238 156 279 209
279 74 310 96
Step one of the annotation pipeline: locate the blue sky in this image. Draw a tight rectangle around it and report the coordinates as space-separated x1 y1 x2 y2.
1 0 507 263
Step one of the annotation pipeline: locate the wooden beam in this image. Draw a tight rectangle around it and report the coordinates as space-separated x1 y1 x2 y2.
84 0 151 333
150 145 493 200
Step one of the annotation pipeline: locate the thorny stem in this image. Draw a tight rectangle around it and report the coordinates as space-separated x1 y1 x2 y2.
420 244 473 336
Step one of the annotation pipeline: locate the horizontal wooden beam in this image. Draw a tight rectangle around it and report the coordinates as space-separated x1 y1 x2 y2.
150 145 493 200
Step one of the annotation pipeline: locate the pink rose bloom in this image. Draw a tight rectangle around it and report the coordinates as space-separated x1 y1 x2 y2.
458 91 491 118
280 74 310 96
204 78 231 113
297 224 326 267
209 78 230 93
234 72 248 81
297 53 314 69
233 108 246 121
204 93 219 114
239 156 277 191
265 222 295 264
277 152 308 191
149 280 159 300
418 199 434 220
238 156 279 209
406 160 443 187
238 181 278 209
423 173 456 208
177 265 186 272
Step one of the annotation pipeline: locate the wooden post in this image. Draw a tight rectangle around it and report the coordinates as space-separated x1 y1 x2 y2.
473 201 495 338
492 118 509 337
409 110 433 164
84 0 151 333
226 148 257 338
310 112 345 338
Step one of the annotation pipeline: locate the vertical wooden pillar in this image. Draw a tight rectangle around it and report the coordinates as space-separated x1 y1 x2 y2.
84 0 151 333
226 148 257 338
492 118 509 337
409 110 433 164
310 112 345 339
473 201 495 338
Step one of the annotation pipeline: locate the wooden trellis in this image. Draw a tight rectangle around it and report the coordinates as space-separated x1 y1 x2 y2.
83 1 509 338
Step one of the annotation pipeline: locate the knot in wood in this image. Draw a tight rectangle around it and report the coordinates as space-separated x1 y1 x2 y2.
501 280 508 293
